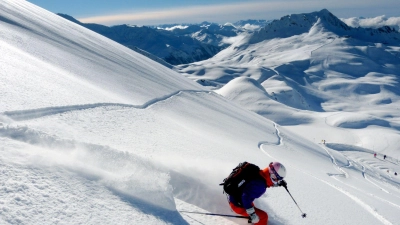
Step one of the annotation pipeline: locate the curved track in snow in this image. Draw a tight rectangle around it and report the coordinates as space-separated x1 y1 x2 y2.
1 90 210 121
258 122 282 150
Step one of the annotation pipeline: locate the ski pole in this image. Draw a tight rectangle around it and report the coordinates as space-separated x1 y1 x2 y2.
284 187 307 218
179 211 249 219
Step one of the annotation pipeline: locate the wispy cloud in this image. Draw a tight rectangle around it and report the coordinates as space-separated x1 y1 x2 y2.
341 16 400 30
78 0 400 26
79 1 276 25
221 33 248 45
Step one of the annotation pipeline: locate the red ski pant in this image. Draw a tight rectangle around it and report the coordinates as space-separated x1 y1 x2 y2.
229 202 268 225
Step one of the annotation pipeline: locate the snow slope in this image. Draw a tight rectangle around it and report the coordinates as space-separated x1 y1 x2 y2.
1 2 400 225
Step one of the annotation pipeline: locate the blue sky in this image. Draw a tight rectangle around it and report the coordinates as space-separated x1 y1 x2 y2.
28 0 400 26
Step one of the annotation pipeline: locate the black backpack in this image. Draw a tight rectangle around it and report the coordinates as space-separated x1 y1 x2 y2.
220 162 264 198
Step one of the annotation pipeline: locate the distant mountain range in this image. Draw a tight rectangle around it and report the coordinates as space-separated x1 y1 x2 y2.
58 10 399 72
153 20 269 47
249 9 399 44
176 9 400 122
58 14 268 65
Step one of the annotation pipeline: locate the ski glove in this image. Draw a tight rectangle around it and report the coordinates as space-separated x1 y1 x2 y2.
246 207 260 223
278 180 287 188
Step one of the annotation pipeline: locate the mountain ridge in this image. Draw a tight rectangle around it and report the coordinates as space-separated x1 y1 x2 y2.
249 9 400 45
58 14 224 65
57 14 271 65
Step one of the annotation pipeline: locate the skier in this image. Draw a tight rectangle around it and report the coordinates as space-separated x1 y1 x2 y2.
227 162 287 224
384 155 387 160
374 153 377 158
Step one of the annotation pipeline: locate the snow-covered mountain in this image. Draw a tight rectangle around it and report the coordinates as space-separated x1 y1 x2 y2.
58 14 224 65
175 9 400 156
248 9 399 44
158 22 239 47
58 15 269 65
156 20 269 47
1 2 400 225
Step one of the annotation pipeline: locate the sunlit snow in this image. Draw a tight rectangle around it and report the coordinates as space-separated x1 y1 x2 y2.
1 1 400 225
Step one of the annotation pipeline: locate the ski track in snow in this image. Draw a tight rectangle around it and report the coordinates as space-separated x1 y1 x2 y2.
260 122 400 225
1 90 210 121
352 158 400 201
321 144 400 224
258 122 282 150
358 159 392 193
357 174 400 208
321 176 393 225
321 144 349 178
273 123 283 146
364 174 390 193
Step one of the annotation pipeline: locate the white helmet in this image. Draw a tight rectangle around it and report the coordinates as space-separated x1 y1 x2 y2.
269 162 286 181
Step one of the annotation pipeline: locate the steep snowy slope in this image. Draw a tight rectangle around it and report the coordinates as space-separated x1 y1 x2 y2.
1 2 400 225
1 1 204 113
